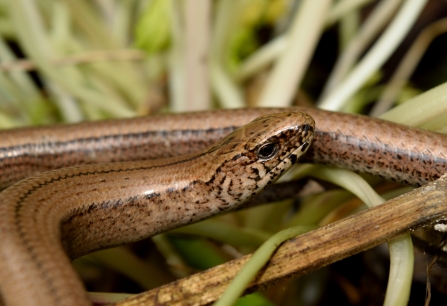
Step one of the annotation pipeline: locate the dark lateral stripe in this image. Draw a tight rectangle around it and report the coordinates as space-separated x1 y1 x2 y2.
0 126 239 162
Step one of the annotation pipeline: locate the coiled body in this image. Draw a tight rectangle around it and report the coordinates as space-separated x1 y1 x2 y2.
0 111 314 306
1 107 447 305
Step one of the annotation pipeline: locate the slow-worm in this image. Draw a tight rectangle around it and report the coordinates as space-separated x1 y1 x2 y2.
0 111 314 306
1 107 447 305
2 107 447 190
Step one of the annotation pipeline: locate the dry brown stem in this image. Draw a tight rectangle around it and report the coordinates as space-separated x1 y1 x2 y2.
0 50 145 72
115 174 447 306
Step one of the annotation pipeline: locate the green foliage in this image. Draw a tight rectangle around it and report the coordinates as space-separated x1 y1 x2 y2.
134 0 171 54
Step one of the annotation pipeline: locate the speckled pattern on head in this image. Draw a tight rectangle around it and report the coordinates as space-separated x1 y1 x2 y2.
0 111 314 306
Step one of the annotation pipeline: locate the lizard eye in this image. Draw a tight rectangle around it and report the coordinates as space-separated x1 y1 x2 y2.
256 142 279 160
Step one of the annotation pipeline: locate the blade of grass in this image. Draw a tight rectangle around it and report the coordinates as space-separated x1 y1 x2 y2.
318 0 427 111
256 0 331 107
